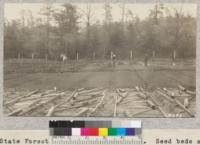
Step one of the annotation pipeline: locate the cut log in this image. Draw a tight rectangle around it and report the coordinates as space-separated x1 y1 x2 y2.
178 85 186 91
72 92 79 100
78 88 104 95
75 95 100 102
41 90 56 96
137 93 148 100
47 90 77 111
75 108 89 116
184 98 189 108
148 95 168 117
71 98 98 108
131 108 153 117
8 108 22 116
146 100 156 110
8 99 41 116
159 88 194 117
114 95 118 117
5 90 39 106
185 90 196 96
88 90 106 116
178 85 196 96
157 90 174 102
119 98 143 105
19 96 60 115
118 88 126 93
124 110 131 117
23 92 65 102
116 89 129 104
46 106 56 116
77 88 85 92
162 88 185 98
135 86 140 91
174 99 194 117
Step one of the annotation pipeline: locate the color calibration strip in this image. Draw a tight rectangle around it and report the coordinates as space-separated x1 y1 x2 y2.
49 120 141 136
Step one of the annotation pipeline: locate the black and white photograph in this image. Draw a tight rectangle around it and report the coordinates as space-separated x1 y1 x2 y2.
3 2 196 117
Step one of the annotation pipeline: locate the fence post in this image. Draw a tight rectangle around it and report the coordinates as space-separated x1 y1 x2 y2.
77 52 79 61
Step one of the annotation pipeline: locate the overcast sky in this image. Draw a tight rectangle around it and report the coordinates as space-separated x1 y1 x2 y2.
4 3 196 25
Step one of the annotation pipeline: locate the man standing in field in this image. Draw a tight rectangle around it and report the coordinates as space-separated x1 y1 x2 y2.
111 52 116 68
60 54 67 64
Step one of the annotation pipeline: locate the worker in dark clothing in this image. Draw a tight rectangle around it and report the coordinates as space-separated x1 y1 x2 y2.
111 53 116 68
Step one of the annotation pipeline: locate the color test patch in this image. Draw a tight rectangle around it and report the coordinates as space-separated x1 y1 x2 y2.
89 128 98 136
72 128 80 136
49 120 141 128
126 128 135 136
99 128 108 136
81 128 90 136
108 128 117 136
49 120 142 136
117 128 126 136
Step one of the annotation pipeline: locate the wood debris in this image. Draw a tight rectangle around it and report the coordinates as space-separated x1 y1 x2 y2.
4 85 195 117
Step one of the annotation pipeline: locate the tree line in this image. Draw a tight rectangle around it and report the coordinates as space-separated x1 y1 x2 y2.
4 3 196 61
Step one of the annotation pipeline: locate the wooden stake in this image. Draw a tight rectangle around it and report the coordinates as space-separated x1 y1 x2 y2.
31 53 35 59
130 50 133 59
77 52 79 61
